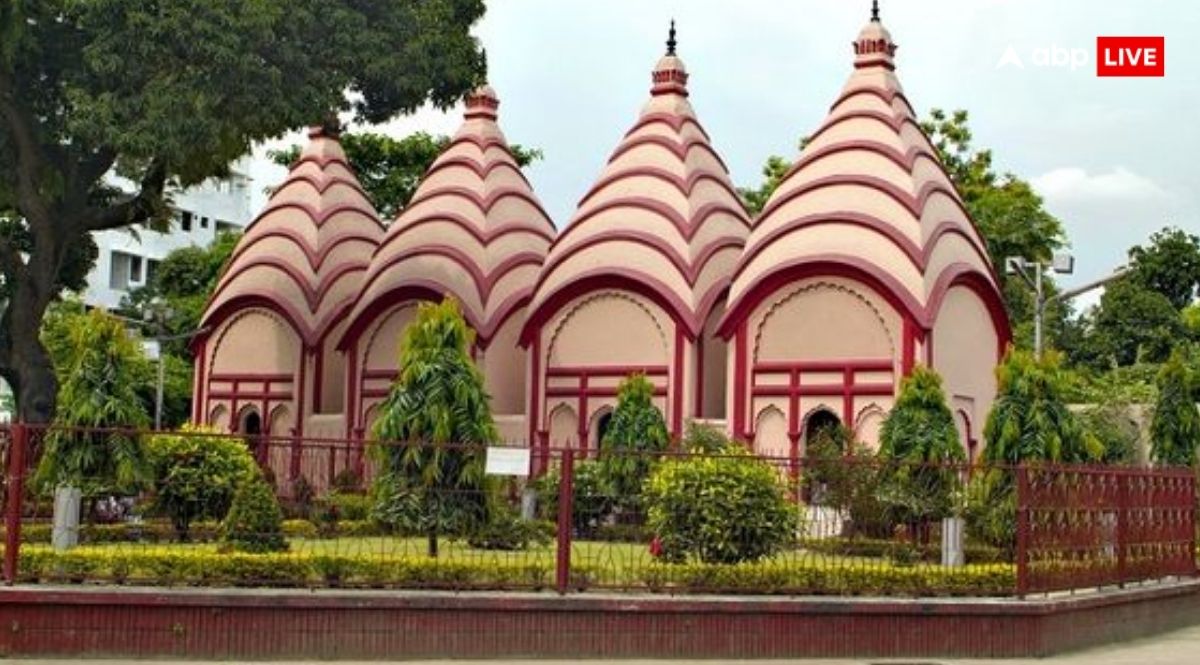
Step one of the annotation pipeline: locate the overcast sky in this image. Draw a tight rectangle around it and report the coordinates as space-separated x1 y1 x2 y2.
247 0 1199 306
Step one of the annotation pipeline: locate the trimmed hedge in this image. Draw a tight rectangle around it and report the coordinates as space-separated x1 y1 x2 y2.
800 537 1007 564
640 561 1015 597
3 518 390 545
6 545 1015 596
13 545 566 590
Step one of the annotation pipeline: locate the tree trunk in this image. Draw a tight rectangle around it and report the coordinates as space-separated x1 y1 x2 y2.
427 530 439 558
2 281 59 425
0 224 69 425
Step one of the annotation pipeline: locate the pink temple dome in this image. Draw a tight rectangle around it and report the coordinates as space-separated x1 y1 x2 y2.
201 123 385 344
340 84 555 346
524 41 751 340
721 10 1003 335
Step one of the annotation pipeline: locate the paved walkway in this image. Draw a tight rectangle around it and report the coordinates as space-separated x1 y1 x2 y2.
11 622 1200 664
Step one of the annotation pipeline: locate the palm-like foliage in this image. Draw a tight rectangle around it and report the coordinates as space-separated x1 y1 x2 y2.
983 349 1100 464
370 298 496 555
35 309 150 498
598 373 669 505
877 366 965 528
1150 351 1200 466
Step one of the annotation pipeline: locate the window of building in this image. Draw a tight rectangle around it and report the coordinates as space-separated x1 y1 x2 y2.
200 216 209 229
146 259 160 285
180 210 194 232
108 251 144 290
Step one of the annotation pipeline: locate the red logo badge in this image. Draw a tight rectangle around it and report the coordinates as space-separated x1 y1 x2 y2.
1097 37 1165 77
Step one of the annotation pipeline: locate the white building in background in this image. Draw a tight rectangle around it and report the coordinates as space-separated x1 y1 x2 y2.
83 162 254 309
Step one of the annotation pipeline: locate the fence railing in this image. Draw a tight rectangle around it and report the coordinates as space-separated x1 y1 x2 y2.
1 423 1195 597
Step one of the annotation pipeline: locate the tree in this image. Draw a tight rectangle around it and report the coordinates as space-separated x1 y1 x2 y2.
269 131 542 219
1072 278 1181 368
370 298 495 556
222 470 287 553
1150 351 1200 466
1128 227 1200 311
121 230 241 358
147 425 258 541
43 297 193 429
737 155 792 217
876 366 965 535
598 373 670 508
983 349 1100 464
0 0 486 423
34 309 150 500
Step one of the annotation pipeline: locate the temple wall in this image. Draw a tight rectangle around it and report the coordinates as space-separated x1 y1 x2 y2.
931 284 1001 455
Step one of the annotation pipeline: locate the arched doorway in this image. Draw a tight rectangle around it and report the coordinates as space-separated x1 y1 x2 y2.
594 411 614 450
804 409 841 446
239 408 265 468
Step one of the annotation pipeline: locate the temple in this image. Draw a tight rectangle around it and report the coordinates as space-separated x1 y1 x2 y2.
193 7 1009 477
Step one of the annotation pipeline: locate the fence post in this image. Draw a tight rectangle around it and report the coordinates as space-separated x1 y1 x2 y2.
1015 463 1029 598
555 449 575 594
1115 470 1128 588
3 423 28 585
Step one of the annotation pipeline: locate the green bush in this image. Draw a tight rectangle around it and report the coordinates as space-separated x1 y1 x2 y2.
645 447 798 564
1151 351 1200 466
962 469 1017 556
222 472 288 553
532 460 613 537
466 508 552 550
146 425 258 540
803 428 890 538
800 536 1006 564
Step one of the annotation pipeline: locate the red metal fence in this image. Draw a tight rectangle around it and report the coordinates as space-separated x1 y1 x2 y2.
1 423 1195 597
1017 464 1196 595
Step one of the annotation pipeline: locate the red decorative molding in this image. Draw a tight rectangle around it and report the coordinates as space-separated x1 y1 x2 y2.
755 174 971 230
405 186 553 223
719 255 927 339
672 327 685 437
734 213 995 285
560 196 747 243
521 270 700 345
379 213 554 247
623 111 712 142
607 134 731 176
539 230 745 291
577 166 749 221
226 228 379 274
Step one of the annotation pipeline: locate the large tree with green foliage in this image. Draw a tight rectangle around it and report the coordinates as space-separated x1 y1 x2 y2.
1128 227 1200 311
1069 277 1182 369
1150 351 1200 466
983 349 1100 464
0 0 486 423
269 131 541 219
370 298 495 556
34 309 150 499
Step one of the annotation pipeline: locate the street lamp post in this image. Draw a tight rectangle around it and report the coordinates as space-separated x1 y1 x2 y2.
1006 254 1129 358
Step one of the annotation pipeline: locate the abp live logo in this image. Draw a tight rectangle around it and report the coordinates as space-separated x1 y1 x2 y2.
1097 37 1164 77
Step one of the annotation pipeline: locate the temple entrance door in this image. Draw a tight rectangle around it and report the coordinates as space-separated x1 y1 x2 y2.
804 409 842 449
241 409 265 466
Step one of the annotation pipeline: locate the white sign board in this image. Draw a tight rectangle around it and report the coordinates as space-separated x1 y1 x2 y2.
485 446 531 477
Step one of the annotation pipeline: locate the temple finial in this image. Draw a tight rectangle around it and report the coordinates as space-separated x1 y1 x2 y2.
871 0 880 22
666 19 677 56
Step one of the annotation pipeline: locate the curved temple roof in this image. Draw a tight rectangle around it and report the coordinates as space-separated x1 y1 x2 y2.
201 124 385 345
343 85 555 346
721 10 1002 333
525 37 752 340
